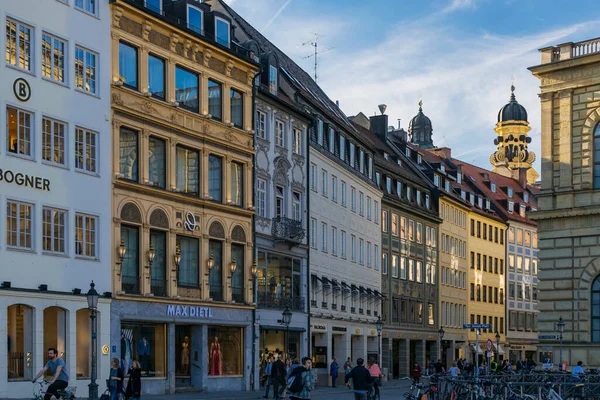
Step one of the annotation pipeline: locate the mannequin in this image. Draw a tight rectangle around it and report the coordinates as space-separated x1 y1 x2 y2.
209 336 222 376
181 336 190 375
137 336 151 374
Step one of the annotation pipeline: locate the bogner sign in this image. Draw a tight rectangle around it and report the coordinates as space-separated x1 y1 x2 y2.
0 168 50 191
167 304 213 318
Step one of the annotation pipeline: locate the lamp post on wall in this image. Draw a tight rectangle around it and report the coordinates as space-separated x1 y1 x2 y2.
557 316 565 369
495 331 501 361
146 242 156 291
280 306 292 360
376 316 383 364
251 261 258 303
229 256 237 300
86 281 100 400
438 327 445 362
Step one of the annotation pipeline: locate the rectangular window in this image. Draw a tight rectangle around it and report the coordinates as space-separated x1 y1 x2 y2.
6 19 33 71
382 210 388 233
416 222 422 244
75 0 97 15
42 33 66 83
176 146 199 196
386 177 392 193
391 214 399 236
329 127 335 153
341 230 347 258
75 213 97 258
311 163 317 191
208 155 223 202
359 192 364 216
382 253 388 275
75 127 98 173
321 223 328 252
275 120 285 147
374 245 379 270
230 89 243 128
470 283 475 300
321 169 328 196
6 200 33 249
256 111 266 139
269 65 278 95
332 227 338 256
176 66 200 112
208 79 222 120
392 255 399 278
119 127 139 182
208 239 223 300
351 235 356 262
148 54 165 100
400 257 407 279
416 261 422 283
332 176 338 202
339 135 346 160
293 128 301 154
317 119 323 145
7 107 33 157
230 162 244 206
408 259 415 281
292 192 301 221
367 241 372 267
408 220 414 241
367 196 372 220
341 181 347 206
275 186 285 218
350 142 356 167
215 17 230 47
400 217 406 239
256 179 266 218
351 187 356 211
119 42 138 89
42 207 66 254
177 235 199 287
120 322 166 378
75 46 97 94
42 117 66 165
310 218 317 248
374 202 379 224
148 136 166 189
187 4 203 33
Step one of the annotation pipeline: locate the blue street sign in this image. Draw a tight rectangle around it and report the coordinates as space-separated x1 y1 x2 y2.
538 335 558 339
463 324 492 329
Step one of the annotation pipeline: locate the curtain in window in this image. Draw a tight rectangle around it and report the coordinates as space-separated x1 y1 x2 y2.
208 155 222 202
177 236 199 287
209 240 223 301
208 80 222 120
148 137 165 188
151 230 167 296
121 225 140 294
230 162 243 206
231 244 244 303
119 128 138 181
176 146 199 195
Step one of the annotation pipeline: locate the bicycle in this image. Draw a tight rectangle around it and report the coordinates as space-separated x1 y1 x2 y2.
33 380 77 400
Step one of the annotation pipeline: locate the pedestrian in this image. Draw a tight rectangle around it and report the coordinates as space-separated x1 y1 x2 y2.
434 359 445 375
287 357 313 400
272 354 287 400
263 353 274 399
329 357 339 387
448 362 459 378
412 362 421 385
367 358 382 398
108 358 124 400
125 360 141 400
572 361 585 377
343 357 353 376
345 358 374 400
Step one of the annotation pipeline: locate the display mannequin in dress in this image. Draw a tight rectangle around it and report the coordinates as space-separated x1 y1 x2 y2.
209 336 222 375
181 336 190 375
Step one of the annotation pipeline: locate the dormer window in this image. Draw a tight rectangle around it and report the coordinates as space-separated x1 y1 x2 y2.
386 177 392 193
269 65 278 95
397 159 402 167
478 197 483 209
407 187 412 201
384 152 389 161
376 172 381 187
508 201 514 213
329 127 335 153
359 150 365 173
416 190 421 205
457 173 462 184
145 0 162 13
187 4 203 34
523 192 529 202
507 187 513 198
339 135 346 160
491 182 496 192
485 199 491 210
417 154 423 164
440 165 445 173
406 148 411 157
350 143 356 167
469 193 474 204
444 180 450 192
520 204 526 217
368 156 373 179
215 17 230 48
461 190 466 200
434 175 440 187
425 194 430 209
396 181 402 197
317 119 323 145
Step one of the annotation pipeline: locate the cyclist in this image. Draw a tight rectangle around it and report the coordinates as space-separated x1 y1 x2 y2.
367 358 382 398
32 348 69 400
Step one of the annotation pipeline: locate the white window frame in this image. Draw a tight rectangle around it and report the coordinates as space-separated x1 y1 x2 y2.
292 192 301 222
6 18 34 72
374 245 379 271
367 196 372 220
407 187 412 201
256 178 266 217
508 187 513 198
317 119 323 145
42 32 67 84
293 128 301 154
275 120 285 147
417 190 421 205
321 222 328 252
359 192 364 216
392 255 399 278
339 135 346 160
386 177 392 193
367 241 372 267
400 257 407 280
359 150 365 173
42 117 67 166
75 127 98 174
321 169 328 197
214 16 231 48
524 192 529 202
6 200 34 250
359 238 364 265
75 213 98 259
341 181 347 206
351 235 356 262
42 207 67 254
332 226 337 256
341 230 347 258
75 0 98 15
328 127 335 153
6 106 34 159
508 201 514 213
351 187 356 212
425 195 430 209
186 4 203 34
332 176 338 202
310 218 317 248
275 185 285 218
310 163 317 191
349 142 355 167
255 110 266 139
75 46 98 95
491 182 496 192
269 65 278 95
396 181 402 197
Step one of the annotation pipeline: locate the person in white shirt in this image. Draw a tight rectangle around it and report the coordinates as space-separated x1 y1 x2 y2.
448 362 459 378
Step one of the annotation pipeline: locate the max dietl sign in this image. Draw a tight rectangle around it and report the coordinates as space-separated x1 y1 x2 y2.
0 168 50 191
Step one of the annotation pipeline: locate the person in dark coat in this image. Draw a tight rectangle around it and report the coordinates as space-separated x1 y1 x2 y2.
271 354 287 400
330 357 339 387
345 358 374 400
126 360 142 400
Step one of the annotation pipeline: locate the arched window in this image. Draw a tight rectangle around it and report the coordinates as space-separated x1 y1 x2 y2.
44 307 67 361
7 304 33 380
592 276 600 342
594 124 600 189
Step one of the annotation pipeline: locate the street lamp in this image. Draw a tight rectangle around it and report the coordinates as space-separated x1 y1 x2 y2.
281 306 292 360
438 327 445 361
229 256 237 276
174 245 182 270
116 238 127 276
376 316 383 364
495 331 500 360
86 281 99 400
557 316 565 369
251 261 258 304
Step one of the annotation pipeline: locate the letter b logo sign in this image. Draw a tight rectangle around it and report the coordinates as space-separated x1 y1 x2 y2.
13 78 31 102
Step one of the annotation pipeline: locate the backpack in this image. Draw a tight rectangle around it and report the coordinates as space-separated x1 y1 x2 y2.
287 368 305 393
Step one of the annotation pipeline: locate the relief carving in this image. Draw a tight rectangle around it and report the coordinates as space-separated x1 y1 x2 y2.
226 59 234 77
170 33 180 53
142 20 153 41
113 6 123 27
184 40 192 58
541 66 600 86
273 156 292 186
112 92 124 106
203 49 212 67
256 216 271 230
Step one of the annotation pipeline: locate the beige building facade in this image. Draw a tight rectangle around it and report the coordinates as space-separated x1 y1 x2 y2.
530 38 600 366
109 0 259 394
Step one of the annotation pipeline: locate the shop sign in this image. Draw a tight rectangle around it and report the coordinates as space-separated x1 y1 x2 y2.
184 211 197 231
13 78 31 102
332 326 346 332
355 329 361 334
312 324 327 330
0 169 50 191
167 304 213 318
102 345 109 355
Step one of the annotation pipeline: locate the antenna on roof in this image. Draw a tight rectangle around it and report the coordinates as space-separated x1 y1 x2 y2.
301 33 333 83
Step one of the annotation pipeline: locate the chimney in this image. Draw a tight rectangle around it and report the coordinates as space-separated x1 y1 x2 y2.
336 100 340 107
518 168 527 189
397 119 402 129
431 147 452 159
369 104 389 142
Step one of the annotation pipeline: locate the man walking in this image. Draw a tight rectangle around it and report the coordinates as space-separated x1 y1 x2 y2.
345 358 374 400
287 357 313 400
272 354 287 400
263 354 274 399
33 348 69 400
330 357 339 387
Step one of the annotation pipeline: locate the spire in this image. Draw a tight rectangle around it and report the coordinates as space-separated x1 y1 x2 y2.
510 84 516 102
418 99 423 111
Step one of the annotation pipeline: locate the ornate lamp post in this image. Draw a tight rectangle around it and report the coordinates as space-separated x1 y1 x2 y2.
281 306 292 360
251 261 258 303
86 281 100 400
438 327 445 361
557 316 565 369
376 316 383 364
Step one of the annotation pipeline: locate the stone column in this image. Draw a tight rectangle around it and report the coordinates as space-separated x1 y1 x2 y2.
169 140 178 192
168 229 178 297
224 239 232 302
200 73 209 116
223 84 231 124
416 340 426 373
224 156 231 204
201 150 209 199
166 58 176 104
539 92 554 192
399 339 410 377
139 46 149 94
202 237 210 300
244 89 253 131
110 32 120 83
199 325 208 391
141 224 151 295
168 323 176 394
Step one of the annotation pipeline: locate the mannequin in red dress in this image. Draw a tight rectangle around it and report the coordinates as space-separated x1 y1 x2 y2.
209 336 222 375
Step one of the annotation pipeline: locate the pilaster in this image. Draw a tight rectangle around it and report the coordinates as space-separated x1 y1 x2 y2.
558 89 573 190
539 92 554 192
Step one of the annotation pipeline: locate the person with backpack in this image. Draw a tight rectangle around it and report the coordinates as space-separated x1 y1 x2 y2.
287 357 313 400
345 358 375 400
271 354 287 400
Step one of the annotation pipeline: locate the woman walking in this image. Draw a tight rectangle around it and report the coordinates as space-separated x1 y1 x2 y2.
125 360 142 400
109 358 124 400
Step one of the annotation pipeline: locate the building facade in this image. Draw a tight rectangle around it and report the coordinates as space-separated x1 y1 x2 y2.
110 0 258 394
530 38 600 366
0 0 112 397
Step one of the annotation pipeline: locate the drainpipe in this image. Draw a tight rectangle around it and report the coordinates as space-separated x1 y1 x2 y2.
306 120 312 362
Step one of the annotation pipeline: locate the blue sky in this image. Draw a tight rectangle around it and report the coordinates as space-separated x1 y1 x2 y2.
226 0 600 172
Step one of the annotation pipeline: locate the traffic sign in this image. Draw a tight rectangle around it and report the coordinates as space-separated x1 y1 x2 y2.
487 351 492 359
539 335 558 339
487 339 493 351
463 324 492 329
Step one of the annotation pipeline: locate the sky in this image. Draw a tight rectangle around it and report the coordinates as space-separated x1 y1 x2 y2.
225 0 600 171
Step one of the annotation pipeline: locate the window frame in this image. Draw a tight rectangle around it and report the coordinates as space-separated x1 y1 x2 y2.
42 207 67 255
186 4 203 34
256 178 267 218
42 116 67 167
6 106 34 159
215 16 231 48
148 53 166 100
118 41 139 90
293 127 301 155
208 78 223 120
6 18 34 72
6 200 34 250
230 88 244 129
269 65 278 95
75 0 98 16
42 32 67 84
75 45 98 95
75 213 98 259
275 120 285 147
75 126 98 174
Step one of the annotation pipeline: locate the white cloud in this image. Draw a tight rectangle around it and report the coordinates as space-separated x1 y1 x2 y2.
443 0 476 13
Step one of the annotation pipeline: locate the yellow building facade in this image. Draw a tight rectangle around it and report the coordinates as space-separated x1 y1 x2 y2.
109 0 259 393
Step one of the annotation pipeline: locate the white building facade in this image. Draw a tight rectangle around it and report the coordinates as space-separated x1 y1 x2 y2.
0 0 111 397
309 119 383 385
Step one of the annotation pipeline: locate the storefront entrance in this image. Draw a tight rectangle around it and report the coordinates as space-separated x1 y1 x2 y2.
175 325 192 388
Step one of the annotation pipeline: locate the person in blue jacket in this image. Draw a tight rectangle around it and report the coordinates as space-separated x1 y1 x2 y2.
330 357 339 387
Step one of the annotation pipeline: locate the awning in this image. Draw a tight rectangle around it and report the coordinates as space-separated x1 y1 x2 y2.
374 290 385 298
341 282 351 292
312 274 323 283
260 325 306 333
491 343 505 355
366 288 374 296
321 277 332 287
359 286 367 294
351 284 359 292
471 343 484 354
331 280 341 290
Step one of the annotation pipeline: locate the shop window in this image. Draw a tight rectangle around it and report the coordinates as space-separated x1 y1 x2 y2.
209 240 223 301
231 243 245 302
121 322 166 377
76 309 91 378
43 307 67 366
208 327 242 376
176 326 191 377
121 225 140 294
7 304 34 380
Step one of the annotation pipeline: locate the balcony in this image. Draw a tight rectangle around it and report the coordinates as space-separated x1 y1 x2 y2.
272 217 306 245
151 279 168 297
540 37 600 64
258 292 306 312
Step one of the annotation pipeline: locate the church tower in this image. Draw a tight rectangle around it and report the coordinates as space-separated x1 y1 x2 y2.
409 100 434 149
490 85 539 185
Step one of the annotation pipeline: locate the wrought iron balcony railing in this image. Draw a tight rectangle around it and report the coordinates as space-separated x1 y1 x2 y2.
272 217 306 244
258 292 306 312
